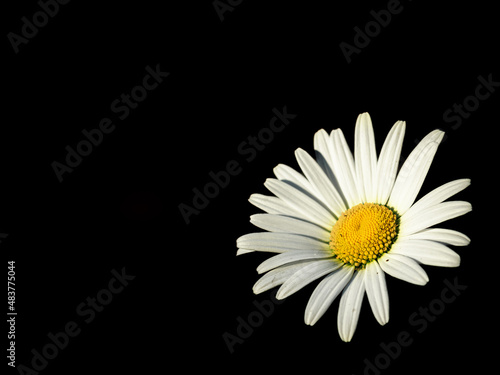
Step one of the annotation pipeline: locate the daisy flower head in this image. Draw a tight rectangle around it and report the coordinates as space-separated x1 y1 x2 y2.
236 113 471 342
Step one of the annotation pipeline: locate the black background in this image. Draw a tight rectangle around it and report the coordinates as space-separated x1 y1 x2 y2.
2 1 495 374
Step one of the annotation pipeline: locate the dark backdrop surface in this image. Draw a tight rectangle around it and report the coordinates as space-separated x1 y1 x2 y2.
2 1 495 374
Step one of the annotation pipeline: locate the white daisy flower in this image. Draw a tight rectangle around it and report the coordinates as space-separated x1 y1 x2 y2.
236 112 471 342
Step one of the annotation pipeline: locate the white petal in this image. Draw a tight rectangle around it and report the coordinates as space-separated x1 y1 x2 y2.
354 113 377 203
276 259 342 300
390 239 460 267
314 129 344 199
399 201 472 237
304 266 354 325
388 130 444 214
237 232 330 253
249 194 299 216
274 163 316 198
295 148 346 217
403 228 470 246
265 178 335 230
388 140 441 215
364 261 389 326
402 179 471 223
253 261 316 294
256 249 333 274
236 249 254 255
330 129 361 207
337 270 366 342
375 121 406 204
378 253 429 285
250 214 330 240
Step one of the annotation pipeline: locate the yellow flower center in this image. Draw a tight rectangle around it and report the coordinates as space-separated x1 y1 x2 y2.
330 203 399 268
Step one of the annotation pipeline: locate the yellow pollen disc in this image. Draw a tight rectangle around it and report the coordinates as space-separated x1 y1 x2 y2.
330 203 399 269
